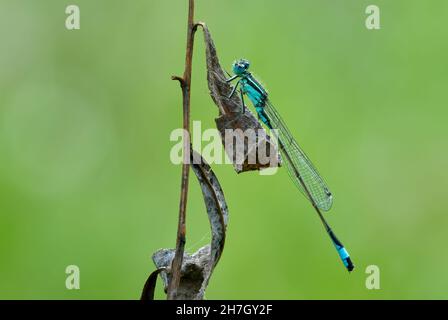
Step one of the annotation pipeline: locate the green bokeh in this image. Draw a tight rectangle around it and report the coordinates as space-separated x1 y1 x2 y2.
0 0 447 299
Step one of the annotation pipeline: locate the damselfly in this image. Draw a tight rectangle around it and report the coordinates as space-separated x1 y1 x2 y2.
227 59 354 272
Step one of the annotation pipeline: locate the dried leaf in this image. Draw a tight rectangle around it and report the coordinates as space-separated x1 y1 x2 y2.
191 149 228 271
140 267 166 300
150 149 228 300
200 24 281 173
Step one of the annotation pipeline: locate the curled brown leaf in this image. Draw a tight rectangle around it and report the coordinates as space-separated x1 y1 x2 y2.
199 24 281 173
149 149 228 300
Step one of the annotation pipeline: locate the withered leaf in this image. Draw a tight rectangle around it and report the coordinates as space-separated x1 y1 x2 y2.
200 24 281 173
140 267 166 300
150 149 228 300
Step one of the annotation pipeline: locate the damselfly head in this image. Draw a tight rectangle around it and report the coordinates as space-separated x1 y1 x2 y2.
232 59 250 75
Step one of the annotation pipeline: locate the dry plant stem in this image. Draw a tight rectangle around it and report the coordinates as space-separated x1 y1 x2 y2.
168 0 198 300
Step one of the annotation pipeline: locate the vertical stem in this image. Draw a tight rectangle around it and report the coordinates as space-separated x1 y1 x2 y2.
167 0 196 300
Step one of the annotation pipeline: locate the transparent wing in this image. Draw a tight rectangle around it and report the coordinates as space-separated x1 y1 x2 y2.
264 100 333 211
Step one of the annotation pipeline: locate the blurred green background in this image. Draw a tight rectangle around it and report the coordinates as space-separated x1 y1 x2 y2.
0 0 447 299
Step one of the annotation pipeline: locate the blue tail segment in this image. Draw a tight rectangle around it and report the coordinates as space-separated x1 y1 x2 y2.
328 228 354 272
